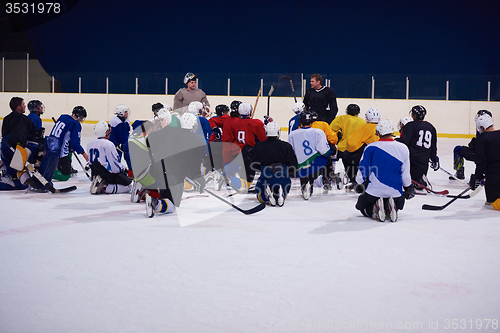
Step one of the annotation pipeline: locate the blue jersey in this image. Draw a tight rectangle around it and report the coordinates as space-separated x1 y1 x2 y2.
108 116 131 146
356 138 411 198
288 114 300 134
46 114 84 158
28 112 42 131
196 116 212 143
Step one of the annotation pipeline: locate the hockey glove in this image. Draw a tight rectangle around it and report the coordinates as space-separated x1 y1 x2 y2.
430 156 440 171
469 174 483 190
263 115 273 125
328 142 337 156
212 127 222 141
404 183 415 200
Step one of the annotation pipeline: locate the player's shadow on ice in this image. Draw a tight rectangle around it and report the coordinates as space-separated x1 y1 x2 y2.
310 216 389 234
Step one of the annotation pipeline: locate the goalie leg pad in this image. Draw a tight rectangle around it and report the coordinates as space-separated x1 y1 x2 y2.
11 146 31 172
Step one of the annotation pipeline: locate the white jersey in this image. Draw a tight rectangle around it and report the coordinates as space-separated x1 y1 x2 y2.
87 138 126 173
287 127 330 168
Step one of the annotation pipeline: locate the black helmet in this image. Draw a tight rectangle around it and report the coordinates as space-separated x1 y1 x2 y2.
230 100 242 112
215 104 229 117
476 109 492 119
28 100 44 114
299 110 314 126
72 106 87 119
346 104 360 116
410 105 426 121
152 102 164 113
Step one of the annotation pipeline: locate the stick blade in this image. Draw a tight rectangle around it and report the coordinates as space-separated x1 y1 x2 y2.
422 204 444 211
55 185 77 193
239 202 266 215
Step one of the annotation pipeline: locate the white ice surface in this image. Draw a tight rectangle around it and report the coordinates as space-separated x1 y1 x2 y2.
1 124 499 333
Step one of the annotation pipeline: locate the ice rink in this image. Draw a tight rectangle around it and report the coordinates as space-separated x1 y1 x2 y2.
1 123 499 333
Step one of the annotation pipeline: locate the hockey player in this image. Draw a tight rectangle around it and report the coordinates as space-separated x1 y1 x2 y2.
187 101 212 143
344 107 381 188
329 104 366 186
250 122 298 206
87 121 133 195
355 119 415 222
450 110 492 180
397 105 439 191
469 114 500 210
27 100 45 145
303 74 338 124
36 106 89 191
173 72 210 112
140 112 206 218
209 104 230 142
0 97 37 190
109 104 132 170
288 101 304 133
221 102 266 188
288 110 332 200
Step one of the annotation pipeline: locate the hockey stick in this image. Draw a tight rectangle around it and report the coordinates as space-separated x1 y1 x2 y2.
411 180 449 195
186 177 265 215
422 186 471 211
251 88 262 119
25 163 77 193
438 166 468 185
52 117 91 180
281 76 297 102
446 184 482 199
267 85 274 117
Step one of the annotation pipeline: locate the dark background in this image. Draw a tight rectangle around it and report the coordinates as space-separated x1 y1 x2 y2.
1 0 500 98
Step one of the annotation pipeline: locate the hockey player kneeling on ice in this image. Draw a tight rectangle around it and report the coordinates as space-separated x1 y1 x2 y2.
355 119 415 222
129 110 206 218
288 110 332 200
249 122 298 207
87 121 132 195
469 114 500 210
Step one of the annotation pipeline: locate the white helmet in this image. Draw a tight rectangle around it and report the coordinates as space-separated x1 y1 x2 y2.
376 119 394 137
265 121 280 138
115 104 129 117
476 114 494 133
163 104 172 112
238 102 252 116
365 108 381 123
188 101 204 115
180 112 198 130
157 108 172 126
397 116 413 131
94 120 110 137
184 72 197 84
292 102 305 114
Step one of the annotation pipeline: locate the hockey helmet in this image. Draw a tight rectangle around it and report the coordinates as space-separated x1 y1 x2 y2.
238 102 252 116
365 108 381 123
94 120 110 137
230 100 242 113
184 72 197 84
115 104 130 117
292 102 305 114
299 110 314 126
157 108 172 126
152 102 164 114
188 101 204 115
397 116 413 132
265 121 281 138
215 104 229 117
180 112 198 131
475 114 494 133
27 100 44 114
475 109 492 121
346 104 360 116
410 105 426 120
376 119 394 137
72 106 87 119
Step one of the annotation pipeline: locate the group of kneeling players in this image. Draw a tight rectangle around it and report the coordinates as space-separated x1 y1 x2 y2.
1 96 499 220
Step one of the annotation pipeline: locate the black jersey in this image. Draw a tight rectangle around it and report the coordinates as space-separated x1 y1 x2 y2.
474 130 500 203
249 137 298 172
303 86 338 124
1 111 36 148
397 120 437 179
